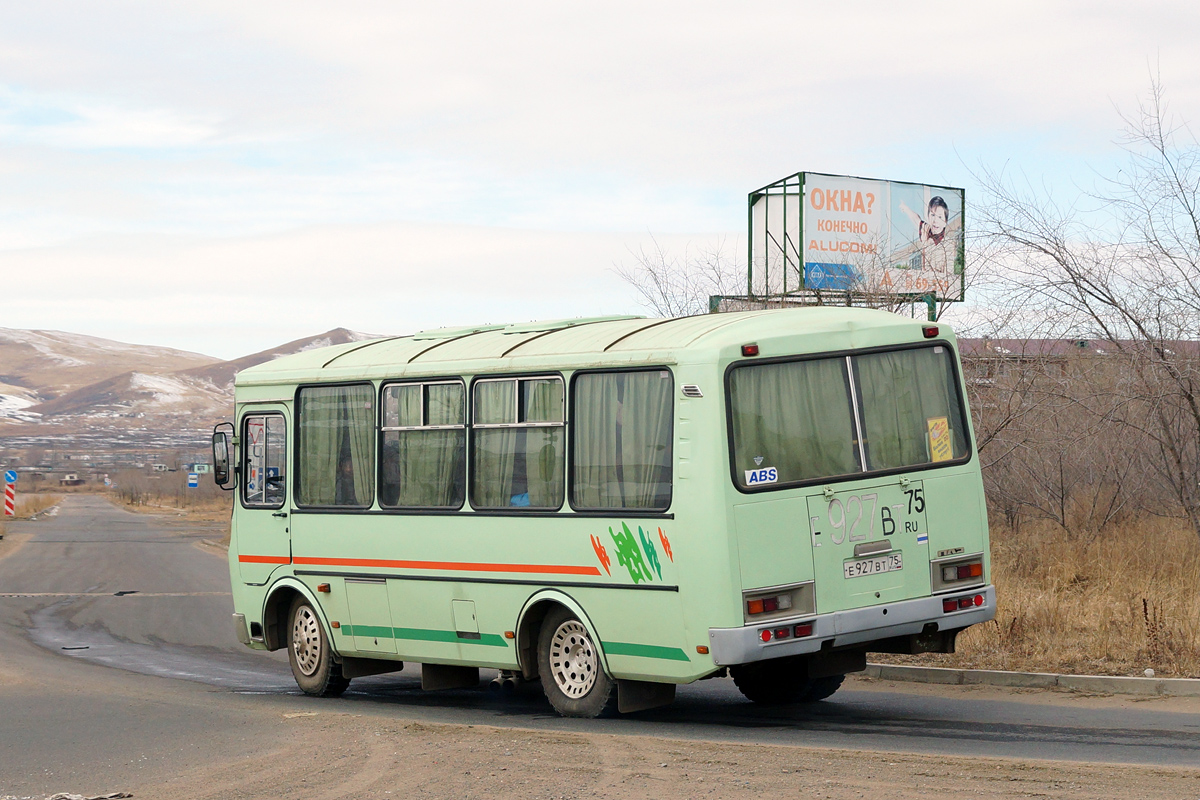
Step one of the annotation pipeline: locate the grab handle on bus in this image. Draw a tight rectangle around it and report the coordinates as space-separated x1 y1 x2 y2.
272 511 288 519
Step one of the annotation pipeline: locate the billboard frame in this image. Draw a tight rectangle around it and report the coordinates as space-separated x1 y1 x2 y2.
746 170 966 316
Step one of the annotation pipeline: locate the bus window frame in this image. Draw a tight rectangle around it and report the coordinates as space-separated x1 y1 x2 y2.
724 339 974 495
468 371 567 514
292 380 378 511
567 365 675 515
239 411 287 511
377 377 468 512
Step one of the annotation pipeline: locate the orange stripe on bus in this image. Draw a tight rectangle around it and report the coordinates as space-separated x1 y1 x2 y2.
239 555 292 564
291 556 601 576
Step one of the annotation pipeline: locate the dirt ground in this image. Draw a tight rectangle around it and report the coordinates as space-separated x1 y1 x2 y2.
29 711 1196 800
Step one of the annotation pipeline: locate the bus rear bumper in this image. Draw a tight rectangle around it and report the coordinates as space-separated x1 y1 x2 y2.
707 585 996 667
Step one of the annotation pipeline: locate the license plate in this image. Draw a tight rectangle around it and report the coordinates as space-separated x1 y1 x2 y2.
843 552 903 579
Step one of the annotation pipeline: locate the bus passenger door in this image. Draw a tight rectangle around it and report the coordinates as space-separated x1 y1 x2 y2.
236 407 291 584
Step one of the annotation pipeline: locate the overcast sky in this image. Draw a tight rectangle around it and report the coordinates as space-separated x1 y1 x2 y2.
1 2 1197 359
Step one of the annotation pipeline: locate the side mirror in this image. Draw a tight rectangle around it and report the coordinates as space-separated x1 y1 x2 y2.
212 422 236 490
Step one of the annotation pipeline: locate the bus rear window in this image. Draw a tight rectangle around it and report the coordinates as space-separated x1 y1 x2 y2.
729 357 860 486
855 346 968 470
728 345 969 490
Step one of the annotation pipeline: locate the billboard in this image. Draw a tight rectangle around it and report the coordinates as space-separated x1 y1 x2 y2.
802 173 964 300
748 171 965 302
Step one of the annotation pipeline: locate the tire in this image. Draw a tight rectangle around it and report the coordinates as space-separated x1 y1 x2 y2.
801 674 845 703
287 596 350 697
730 656 812 705
537 607 615 718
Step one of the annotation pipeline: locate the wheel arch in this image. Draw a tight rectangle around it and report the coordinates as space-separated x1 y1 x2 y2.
514 589 609 681
261 577 339 656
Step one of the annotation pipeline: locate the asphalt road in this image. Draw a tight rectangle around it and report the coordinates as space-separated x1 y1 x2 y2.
2 496 1199 795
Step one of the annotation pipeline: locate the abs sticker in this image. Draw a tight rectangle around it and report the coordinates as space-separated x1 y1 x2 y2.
745 467 778 486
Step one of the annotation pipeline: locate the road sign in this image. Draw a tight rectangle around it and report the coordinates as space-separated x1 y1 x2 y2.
187 473 199 489
4 470 16 484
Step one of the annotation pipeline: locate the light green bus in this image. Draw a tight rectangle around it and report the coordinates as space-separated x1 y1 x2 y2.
213 308 994 717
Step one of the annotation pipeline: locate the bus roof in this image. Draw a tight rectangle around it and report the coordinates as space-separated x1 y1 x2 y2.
235 307 946 387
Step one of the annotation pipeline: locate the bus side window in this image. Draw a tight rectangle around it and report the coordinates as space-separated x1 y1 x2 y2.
571 369 673 511
379 381 466 509
471 376 564 510
296 384 376 508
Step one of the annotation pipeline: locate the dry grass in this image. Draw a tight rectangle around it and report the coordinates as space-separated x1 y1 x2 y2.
883 515 1200 677
10 493 61 520
0 493 62 539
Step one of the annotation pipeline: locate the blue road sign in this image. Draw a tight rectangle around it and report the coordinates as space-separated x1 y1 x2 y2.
3 470 16 484
187 473 199 488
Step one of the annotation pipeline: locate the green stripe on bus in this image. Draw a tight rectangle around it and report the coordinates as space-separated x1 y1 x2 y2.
601 641 690 662
341 625 507 647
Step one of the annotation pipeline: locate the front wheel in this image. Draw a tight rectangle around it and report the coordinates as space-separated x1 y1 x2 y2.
287 596 349 697
537 607 615 717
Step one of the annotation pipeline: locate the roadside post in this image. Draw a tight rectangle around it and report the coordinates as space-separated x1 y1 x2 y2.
4 469 16 517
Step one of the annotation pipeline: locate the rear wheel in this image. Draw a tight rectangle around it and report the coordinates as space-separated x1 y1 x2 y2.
730 657 811 705
287 596 349 697
537 607 615 717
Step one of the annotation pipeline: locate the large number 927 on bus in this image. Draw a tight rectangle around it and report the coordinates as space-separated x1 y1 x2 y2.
213 308 994 717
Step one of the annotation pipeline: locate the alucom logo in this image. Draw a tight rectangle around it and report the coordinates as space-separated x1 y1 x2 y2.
745 467 778 486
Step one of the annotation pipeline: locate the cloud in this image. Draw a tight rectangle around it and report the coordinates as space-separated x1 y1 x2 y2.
0 221 731 358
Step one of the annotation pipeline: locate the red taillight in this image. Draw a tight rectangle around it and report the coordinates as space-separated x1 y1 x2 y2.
942 599 957 613
742 343 760 357
762 597 779 613
922 326 939 338
773 627 791 640
973 594 984 607
794 622 813 638
760 629 772 642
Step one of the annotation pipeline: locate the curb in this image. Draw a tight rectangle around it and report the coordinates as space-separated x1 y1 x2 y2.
863 663 1200 697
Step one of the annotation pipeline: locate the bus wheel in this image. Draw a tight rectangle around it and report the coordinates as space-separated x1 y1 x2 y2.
537 608 615 717
287 596 349 697
800 674 845 702
730 657 811 705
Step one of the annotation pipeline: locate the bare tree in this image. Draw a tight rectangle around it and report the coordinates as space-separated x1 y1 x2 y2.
977 75 1200 535
614 235 746 317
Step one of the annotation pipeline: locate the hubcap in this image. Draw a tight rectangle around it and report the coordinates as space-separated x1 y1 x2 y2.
548 620 598 698
292 605 322 676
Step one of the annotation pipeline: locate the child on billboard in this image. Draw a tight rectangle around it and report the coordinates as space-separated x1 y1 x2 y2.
898 195 955 273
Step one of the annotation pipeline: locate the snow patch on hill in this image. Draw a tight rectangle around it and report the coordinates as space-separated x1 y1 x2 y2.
0 393 40 421
129 372 194 404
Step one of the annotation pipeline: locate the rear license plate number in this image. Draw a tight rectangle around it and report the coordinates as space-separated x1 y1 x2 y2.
843 552 903 579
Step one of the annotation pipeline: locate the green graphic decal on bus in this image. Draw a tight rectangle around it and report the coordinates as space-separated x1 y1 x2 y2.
601 641 690 662
609 522 661 583
339 625 509 647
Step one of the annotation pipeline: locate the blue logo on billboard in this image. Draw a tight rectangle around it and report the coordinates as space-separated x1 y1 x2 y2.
804 262 861 291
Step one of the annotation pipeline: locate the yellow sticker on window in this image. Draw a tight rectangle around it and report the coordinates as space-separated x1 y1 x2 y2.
927 416 953 462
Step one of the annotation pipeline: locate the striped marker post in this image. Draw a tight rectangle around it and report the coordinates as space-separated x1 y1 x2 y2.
3 469 16 517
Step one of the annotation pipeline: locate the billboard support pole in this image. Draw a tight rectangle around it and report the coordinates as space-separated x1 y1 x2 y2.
923 294 937 322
